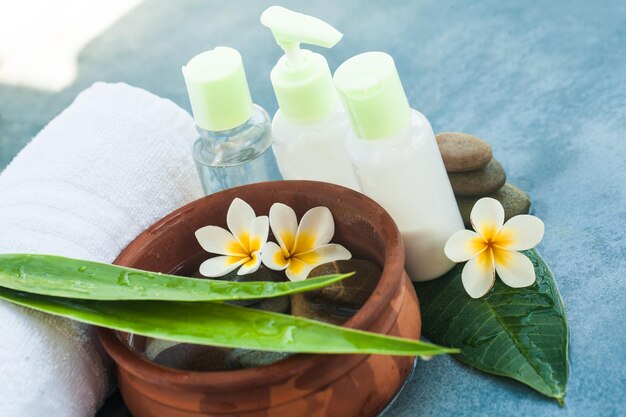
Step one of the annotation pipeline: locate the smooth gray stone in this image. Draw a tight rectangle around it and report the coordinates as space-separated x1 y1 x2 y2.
305 260 380 309
436 132 493 172
249 295 290 313
457 183 531 227
225 349 292 370
150 343 231 372
449 158 507 197
290 293 356 326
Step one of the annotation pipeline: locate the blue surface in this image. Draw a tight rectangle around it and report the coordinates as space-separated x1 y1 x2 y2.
1 1 625 416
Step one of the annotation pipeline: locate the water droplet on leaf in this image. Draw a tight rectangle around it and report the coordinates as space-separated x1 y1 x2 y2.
254 318 280 336
17 267 26 282
117 272 131 286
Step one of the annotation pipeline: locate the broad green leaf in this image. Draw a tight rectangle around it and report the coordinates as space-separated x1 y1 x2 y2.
414 249 569 403
0 254 351 301
0 287 457 356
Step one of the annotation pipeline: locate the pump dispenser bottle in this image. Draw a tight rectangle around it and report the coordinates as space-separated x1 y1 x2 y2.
260 6 360 190
334 52 464 281
182 47 282 195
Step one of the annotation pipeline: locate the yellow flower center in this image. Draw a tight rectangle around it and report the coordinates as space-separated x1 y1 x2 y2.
279 231 295 257
292 230 316 256
468 222 518 270
243 252 259 268
227 240 248 257
277 230 318 265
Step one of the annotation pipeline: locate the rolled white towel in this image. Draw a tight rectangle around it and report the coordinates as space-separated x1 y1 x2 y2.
0 82 203 417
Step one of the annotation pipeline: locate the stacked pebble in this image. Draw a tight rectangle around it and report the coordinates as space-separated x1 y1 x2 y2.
436 132 531 227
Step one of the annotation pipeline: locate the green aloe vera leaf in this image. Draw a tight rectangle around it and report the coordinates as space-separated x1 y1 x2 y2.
0 287 457 356
414 249 569 403
0 254 351 301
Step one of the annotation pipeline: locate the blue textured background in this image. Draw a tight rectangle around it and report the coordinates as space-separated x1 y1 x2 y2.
1 1 624 416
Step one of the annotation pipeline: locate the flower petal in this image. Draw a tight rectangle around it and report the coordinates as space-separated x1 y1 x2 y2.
261 241 289 271
497 215 545 251
199 255 247 277
296 243 352 267
248 215 269 254
444 229 486 262
195 226 246 256
470 197 505 241
461 249 495 298
286 244 352 282
293 206 335 255
237 252 262 275
494 248 536 288
285 258 316 282
227 198 257 251
269 203 298 254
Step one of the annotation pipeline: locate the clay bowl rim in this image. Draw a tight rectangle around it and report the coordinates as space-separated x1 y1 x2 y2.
97 180 407 390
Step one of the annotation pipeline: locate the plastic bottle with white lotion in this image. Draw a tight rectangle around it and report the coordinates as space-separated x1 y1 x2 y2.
334 52 464 281
260 6 360 190
182 47 282 195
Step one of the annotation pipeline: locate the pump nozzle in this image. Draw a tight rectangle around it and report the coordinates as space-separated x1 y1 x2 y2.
261 6 343 123
261 6 342 67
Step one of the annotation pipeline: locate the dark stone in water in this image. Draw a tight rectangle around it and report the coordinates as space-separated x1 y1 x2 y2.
225 349 293 370
149 342 231 372
249 295 290 314
290 293 357 326
305 260 381 309
290 259 381 325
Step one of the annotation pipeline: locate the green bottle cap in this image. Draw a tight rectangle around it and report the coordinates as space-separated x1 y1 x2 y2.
261 6 342 123
334 52 411 140
182 47 253 131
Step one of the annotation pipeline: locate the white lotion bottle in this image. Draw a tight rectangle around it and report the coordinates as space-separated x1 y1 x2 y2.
334 52 464 281
260 6 360 190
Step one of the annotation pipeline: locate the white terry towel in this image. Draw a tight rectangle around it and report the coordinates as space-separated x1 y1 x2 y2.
0 82 203 417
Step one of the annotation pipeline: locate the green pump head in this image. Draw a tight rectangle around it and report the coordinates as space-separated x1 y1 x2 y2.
334 52 411 140
261 6 343 123
182 47 253 132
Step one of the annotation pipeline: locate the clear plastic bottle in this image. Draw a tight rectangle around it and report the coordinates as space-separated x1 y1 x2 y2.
193 104 280 194
183 47 282 195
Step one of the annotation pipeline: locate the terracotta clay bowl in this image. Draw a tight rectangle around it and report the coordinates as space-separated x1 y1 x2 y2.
98 180 421 417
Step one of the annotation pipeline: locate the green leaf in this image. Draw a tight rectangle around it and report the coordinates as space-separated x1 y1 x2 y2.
0 287 457 356
0 254 351 302
414 249 569 403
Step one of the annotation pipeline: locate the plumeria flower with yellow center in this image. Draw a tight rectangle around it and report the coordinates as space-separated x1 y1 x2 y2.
444 197 545 298
262 203 352 281
195 198 269 277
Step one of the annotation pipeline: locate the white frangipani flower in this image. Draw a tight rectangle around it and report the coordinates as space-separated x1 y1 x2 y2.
262 203 351 281
444 197 545 298
195 198 269 277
